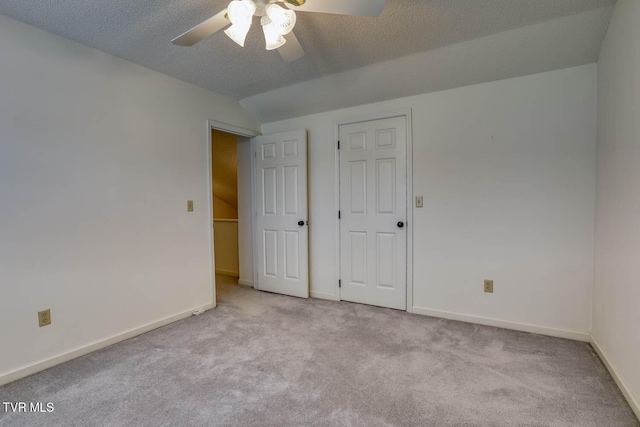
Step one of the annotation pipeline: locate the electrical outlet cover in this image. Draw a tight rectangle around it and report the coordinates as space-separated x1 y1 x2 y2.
38 309 51 327
484 280 494 293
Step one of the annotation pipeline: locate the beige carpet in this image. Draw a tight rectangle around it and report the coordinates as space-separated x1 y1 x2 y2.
1 275 638 426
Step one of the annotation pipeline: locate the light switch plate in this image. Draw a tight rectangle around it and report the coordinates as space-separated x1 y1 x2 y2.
416 196 424 208
187 200 194 212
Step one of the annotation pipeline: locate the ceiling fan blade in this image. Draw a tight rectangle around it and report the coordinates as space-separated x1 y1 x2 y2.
284 0 386 17
278 32 305 62
172 10 229 46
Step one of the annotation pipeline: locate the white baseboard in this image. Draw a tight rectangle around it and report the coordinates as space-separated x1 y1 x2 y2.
591 335 640 421
0 302 214 387
412 306 591 342
311 291 339 301
237 279 253 287
215 269 239 277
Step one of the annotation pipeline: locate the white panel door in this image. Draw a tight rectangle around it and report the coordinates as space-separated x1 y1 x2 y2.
339 116 407 310
255 130 309 298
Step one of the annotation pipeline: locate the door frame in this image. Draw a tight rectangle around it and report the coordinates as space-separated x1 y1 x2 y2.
206 119 261 307
334 109 414 312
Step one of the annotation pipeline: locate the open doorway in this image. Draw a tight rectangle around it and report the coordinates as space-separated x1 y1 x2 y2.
211 129 240 279
208 123 257 303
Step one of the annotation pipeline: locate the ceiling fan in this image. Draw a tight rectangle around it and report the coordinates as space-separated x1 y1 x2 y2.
171 0 386 62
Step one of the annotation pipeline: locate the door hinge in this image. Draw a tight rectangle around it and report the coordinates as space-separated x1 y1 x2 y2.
338 210 341 219
337 141 340 149
338 279 341 288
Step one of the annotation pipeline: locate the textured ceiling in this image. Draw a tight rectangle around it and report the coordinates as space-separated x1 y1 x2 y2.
0 0 616 102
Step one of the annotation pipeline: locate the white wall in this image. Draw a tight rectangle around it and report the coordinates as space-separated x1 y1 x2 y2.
593 0 640 417
262 64 596 339
0 15 259 383
236 137 254 286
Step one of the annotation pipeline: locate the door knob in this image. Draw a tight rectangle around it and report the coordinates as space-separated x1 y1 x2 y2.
397 221 405 228
298 220 305 226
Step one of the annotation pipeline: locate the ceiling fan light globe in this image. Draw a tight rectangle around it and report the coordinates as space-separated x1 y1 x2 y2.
262 20 287 50
265 4 296 35
227 0 256 26
225 23 251 47
265 36 286 50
